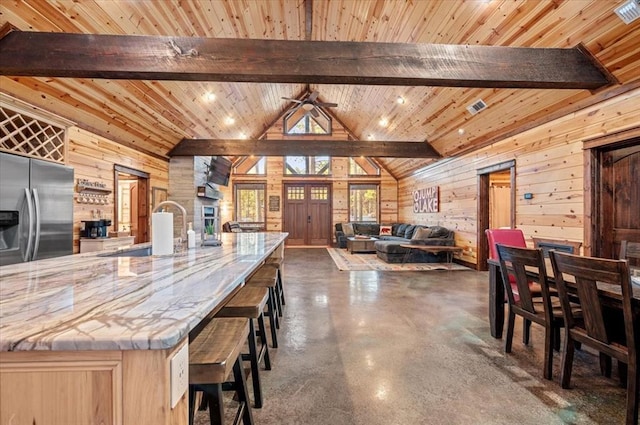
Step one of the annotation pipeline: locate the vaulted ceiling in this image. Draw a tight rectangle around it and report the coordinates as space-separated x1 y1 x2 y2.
1 0 639 178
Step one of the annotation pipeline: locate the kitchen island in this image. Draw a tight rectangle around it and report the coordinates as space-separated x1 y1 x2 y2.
0 232 287 425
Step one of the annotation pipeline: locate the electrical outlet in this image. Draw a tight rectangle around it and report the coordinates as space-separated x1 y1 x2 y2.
170 343 189 409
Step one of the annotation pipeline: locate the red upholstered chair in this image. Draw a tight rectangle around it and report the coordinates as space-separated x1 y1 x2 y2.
486 228 542 344
486 228 527 261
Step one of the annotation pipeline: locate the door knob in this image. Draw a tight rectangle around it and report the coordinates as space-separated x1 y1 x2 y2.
307 215 311 223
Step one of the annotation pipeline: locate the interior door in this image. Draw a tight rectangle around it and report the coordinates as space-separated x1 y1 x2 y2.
136 178 149 243
130 182 139 242
599 144 640 258
283 183 331 246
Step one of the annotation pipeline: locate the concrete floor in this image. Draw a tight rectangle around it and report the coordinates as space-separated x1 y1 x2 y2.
195 248 627 425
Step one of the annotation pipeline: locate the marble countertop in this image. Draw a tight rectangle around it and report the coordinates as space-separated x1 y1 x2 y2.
0 232 287 352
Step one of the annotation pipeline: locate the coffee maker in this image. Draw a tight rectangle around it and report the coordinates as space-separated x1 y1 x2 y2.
81 219 112 238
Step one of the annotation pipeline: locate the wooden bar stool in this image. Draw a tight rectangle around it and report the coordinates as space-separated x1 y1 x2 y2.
216 286 272 408
245 266 280 348
189 318 254 425
264 256 286 312
265 242 286 309
248 266 281 322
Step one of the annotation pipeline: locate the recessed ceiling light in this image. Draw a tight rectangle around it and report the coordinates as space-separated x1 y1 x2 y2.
379 118 388 127
225 116 235 125
458 128 465 135
396 96 405 105
204 92 216 102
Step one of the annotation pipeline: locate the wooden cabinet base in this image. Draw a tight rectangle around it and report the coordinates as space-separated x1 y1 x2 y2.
0 340 188 425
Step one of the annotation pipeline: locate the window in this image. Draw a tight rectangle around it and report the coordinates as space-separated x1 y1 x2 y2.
234 156 266 175
349 184 379 222
234 183 266 229
283 108 331 135
349 157 380 176
284 156 331 175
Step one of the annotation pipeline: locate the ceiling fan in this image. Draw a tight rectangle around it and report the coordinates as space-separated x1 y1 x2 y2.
281 91 338 117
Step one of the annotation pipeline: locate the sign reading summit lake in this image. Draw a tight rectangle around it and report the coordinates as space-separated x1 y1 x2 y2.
413 186 439 213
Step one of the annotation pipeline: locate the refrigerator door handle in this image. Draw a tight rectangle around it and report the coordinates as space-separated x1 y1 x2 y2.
32 188 41 261
23 188 34 262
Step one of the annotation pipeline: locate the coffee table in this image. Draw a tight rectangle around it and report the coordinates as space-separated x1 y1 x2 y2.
347 237 378 254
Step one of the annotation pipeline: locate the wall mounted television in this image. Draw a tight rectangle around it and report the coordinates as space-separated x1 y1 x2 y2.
206 156 232 186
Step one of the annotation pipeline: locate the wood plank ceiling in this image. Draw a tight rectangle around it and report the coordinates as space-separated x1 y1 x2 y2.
0 0 639 178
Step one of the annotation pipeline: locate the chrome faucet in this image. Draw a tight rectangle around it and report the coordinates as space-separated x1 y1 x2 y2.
152 200 188 249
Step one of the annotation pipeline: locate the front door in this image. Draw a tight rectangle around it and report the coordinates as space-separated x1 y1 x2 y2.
597 142 640 258
283 183 331 246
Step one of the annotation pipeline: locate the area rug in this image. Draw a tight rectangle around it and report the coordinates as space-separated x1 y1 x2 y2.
326 248 471 271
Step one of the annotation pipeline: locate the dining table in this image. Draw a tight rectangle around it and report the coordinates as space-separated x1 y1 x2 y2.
487 257 640 339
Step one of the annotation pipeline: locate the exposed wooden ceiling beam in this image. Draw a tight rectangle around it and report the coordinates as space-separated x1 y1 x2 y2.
169 139 442 158
0 30 614 89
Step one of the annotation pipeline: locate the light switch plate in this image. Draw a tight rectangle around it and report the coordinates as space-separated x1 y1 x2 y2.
170 343 189 409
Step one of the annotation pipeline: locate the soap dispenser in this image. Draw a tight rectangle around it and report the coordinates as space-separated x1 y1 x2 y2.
187 222 196 249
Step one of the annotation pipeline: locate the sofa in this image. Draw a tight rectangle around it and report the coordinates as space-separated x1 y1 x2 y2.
334 222 455 263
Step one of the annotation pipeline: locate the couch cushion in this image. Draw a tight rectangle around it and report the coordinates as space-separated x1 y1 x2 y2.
427 225 450 238
404 225 417 239
411 227 432 240
395 223 409 237
378 235 409 242
354 223 379 236
379 225 392 236
374 240 411 254
342 223 355 236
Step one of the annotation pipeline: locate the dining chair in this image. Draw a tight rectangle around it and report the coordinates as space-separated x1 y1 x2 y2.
549 251 638 425
486 228 527 261
497 244 569 380
620 240 640 268
486 229 540 344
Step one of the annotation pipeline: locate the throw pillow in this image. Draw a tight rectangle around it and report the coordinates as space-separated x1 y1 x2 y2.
428 226 450 238
396 223 409 237
342 223 355 236
379 225 392 236
404 225 417 239
411 226 431 240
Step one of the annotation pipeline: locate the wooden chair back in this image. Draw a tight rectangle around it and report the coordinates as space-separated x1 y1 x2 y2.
549 251 635 360
620 240 640 268
497 245 551 318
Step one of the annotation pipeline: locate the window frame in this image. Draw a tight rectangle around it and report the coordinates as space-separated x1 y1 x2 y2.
348 157 381 176
348 182 381 223
233 182 267 230
284 156 332 176
283 108 332 135
233 156 267 176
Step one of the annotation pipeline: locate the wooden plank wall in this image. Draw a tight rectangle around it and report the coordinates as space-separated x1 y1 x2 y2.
398 87 640 266
68 127 169 253
219 118 398 241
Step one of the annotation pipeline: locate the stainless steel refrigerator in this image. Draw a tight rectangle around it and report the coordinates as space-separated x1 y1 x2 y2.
0 152 74 266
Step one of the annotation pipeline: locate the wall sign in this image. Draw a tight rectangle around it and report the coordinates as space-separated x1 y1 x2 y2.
269 195 280 212
413 186 439 213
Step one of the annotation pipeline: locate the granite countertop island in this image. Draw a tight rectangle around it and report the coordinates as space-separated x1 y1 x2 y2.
0 232 288 352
